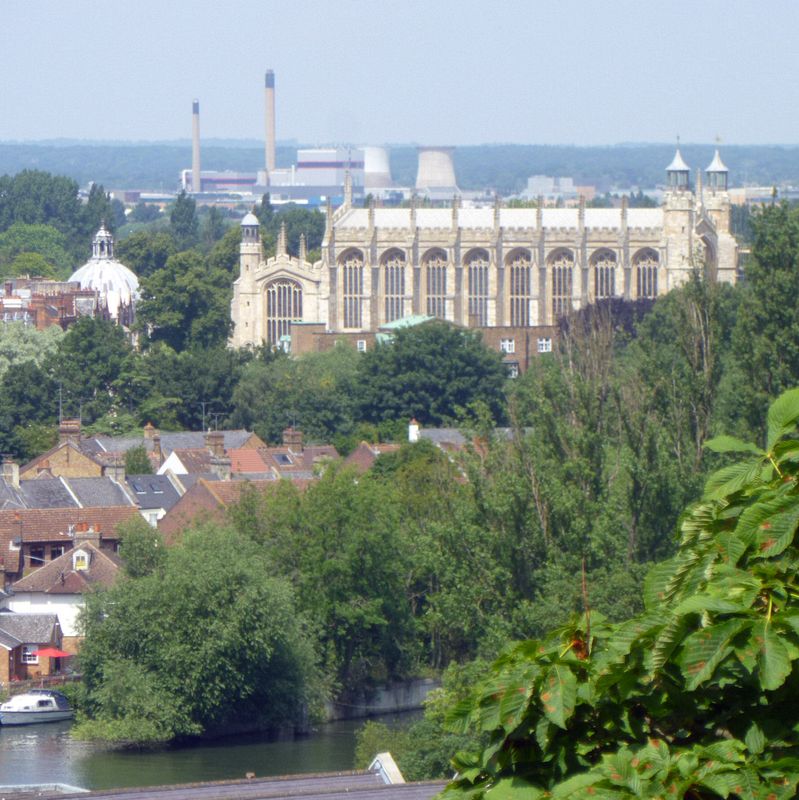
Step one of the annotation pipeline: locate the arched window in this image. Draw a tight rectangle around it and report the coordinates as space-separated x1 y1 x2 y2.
508 249 532 326
634 249 659 299
382 249 406 323
424 249 448 319
266 279 302 345
341 250 364 328
549 249 574 319
465 249 490 326
591 249 617 300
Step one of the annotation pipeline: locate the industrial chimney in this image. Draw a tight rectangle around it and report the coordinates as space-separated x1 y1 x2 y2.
264 70 276 181
191 99 201 194
415 147 457 192
363 146 393 189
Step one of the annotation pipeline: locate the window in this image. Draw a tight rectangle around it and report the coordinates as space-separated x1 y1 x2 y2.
73 551 88 571
508 250 532 326
635 249 659 299
537 337 552 353
506 362 520 378
29 545 45 568
500 338 515 354
424 250 448 319
341 250 364 328
591 249 617 300
382 250 405 323
356 339 367 352
50 545 65 560
21 646 38 665
466 250 490 326
549 250 574 319
275 453 293 466
266 279 303 345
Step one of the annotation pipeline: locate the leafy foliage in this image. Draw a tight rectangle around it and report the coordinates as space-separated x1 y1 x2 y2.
441 389 799 800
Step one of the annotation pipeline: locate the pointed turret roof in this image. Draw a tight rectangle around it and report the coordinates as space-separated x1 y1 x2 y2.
706 148 728 173
666 148 690 172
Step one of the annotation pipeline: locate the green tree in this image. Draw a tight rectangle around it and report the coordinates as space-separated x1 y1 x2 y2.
169 190 198 249
0 322 63 379
76 525 321 744
124 444 152 475
117 515 165 578
200 206 226 248
0 222 74 277
136 251 232 351
0 360 59 459
128 202 162 224
357 321 508 426
115 230 176 278
440 389 799 800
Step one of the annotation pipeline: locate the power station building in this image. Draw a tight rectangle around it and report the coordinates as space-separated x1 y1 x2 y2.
231 151 737 365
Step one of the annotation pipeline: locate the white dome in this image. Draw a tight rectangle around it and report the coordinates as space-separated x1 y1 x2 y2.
69 227 139 321
241 212 259 226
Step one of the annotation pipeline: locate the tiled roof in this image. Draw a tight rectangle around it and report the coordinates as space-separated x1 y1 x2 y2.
0 611 59 648
171 448 213 474
20 440 103 476
344 442 401 473
12 541 121 594
87 430 262 458
20 478 79 508
258 445 339 475
0 506 138 545
419 429 467 447
229 448 270 474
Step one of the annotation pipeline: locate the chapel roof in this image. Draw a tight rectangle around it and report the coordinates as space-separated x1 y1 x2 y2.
706 149 728 173
666 148 690 172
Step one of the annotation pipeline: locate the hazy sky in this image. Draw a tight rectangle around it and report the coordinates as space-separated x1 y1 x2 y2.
1 0 796 146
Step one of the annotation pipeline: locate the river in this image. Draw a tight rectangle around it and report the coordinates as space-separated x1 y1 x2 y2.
0 716 414 790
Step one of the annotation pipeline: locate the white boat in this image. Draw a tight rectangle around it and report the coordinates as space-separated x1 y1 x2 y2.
0 690 74 725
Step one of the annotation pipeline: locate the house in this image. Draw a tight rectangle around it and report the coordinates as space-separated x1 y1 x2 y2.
158 478 310 544
4 540 121 653
125 473 182 527
256 428 339 479
0 507 139 587
0 611 62 684
344 442 401 473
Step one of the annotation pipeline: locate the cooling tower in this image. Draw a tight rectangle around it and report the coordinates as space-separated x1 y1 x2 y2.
264 70 276 178
363 146 392 188
415 147 457 190
191 99 201 193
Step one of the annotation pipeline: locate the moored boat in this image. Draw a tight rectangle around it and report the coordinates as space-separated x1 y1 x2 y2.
0 690 74 725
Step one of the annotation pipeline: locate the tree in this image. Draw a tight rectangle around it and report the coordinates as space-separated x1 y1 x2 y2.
136 251 232 351
50 317 133 423
0 360 59 459
117 515 164 578
357 322 508 426
124 445 152 475
169 191 198 249
0 322 63 379
440 388 799 800
115 230 176 278
128 202 162 224
76 525 321 743
0 222 74 277
200 206 226 248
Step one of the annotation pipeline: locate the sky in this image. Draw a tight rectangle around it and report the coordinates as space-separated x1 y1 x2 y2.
1 0 797 146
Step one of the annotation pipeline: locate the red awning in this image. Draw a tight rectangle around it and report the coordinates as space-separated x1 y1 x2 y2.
32 647 72 658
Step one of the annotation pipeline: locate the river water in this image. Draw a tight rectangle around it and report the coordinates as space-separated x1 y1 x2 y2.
0 716 411 790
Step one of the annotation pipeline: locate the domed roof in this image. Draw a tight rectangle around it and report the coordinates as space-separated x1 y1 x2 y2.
241 212 259 226
666 148 690 172
69 225 139 321
706 148 728 173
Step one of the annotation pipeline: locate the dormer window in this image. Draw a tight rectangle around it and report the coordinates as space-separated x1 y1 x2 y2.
73 549 89 571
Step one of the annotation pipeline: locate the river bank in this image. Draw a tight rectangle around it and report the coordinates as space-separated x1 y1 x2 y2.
0 713 420 790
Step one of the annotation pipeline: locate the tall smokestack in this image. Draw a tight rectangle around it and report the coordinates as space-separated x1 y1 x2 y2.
264 70 276 181
192 99 201 194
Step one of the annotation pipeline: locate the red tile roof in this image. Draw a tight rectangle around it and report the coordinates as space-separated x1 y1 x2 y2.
229 448 270 474
344 442 401 473
12 541 121 594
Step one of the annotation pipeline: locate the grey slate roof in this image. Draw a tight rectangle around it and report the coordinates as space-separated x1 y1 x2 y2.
19 770 447 800
0 478 27 510
419 428 467 446
125 474 182 512
87 430 255 458
67 477 134 508
0 611 59 649
20 478 79 509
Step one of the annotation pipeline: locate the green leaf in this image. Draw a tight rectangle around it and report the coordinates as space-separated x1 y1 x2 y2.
753 504 799 558
745 721 766 755
485 777 545 800
539 664 577 729
753 619 792 691
704 434 764 455
550 772 604 798
679 618 749 689
703 461 763 501
767 387 799 451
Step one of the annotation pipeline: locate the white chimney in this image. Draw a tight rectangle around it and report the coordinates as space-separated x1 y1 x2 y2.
408 419 420 443
415 147 457 191
191 99 201 194
264 70 276 180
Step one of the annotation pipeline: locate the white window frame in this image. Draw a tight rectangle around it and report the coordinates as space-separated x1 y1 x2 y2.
21 645 38 664
537 337 552 353
356 339 367 352
500 338 515 354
